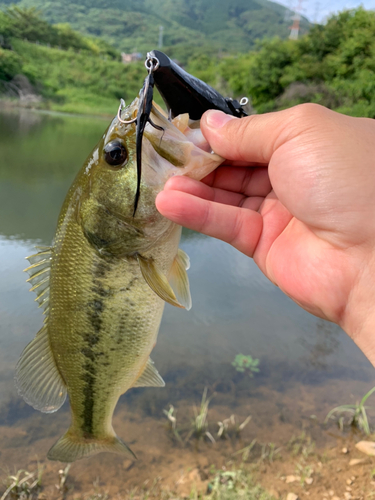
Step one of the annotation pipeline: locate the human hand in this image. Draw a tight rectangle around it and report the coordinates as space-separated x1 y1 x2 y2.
156 104 375 366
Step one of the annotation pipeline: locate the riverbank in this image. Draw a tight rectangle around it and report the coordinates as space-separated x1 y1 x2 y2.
1 433 374 499
0 94 118 119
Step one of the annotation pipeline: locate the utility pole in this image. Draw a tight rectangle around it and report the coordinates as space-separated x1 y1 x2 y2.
289 0 304 39
158 25 164 49
289 12 301 39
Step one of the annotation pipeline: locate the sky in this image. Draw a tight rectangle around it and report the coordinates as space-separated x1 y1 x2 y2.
276 0 375 23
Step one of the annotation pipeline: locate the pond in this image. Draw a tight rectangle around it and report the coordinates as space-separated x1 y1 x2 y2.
0 106 373 498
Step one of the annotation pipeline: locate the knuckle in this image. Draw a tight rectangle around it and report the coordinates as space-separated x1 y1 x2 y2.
288 103 328 125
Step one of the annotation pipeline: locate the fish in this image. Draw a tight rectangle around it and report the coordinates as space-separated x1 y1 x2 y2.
15 98 223 463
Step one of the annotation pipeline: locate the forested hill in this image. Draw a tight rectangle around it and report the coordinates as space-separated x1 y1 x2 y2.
0 0 310 58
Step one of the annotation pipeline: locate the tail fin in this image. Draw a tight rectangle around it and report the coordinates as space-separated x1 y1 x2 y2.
47 429 136 463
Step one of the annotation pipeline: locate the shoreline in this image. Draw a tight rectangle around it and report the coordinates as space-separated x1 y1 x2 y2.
0 97 116 120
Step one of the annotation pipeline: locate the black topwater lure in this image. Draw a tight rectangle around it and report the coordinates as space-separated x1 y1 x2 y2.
120 50 248 215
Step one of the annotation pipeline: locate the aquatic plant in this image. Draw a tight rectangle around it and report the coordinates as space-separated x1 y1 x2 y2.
163 405 182 442
288 432 315 458
259 442 282 463
187 387 215 443
217 415 252 439
231 354 260 377
0 465 43 500
232 439 257 462
56 464 71 498
325 386 375 435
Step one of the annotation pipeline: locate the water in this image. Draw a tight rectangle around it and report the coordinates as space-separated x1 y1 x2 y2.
0 106 373 497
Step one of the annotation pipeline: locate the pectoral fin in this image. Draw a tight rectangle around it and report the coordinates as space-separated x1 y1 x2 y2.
137 254 184 308
133 358 165 387
168 249 192 310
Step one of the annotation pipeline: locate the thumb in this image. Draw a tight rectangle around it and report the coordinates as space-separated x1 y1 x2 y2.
200 105 325 165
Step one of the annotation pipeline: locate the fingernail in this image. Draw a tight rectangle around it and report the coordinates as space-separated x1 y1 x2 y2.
205 110 236 129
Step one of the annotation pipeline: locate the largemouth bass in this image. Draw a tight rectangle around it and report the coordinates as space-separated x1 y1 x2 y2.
15 100 222 463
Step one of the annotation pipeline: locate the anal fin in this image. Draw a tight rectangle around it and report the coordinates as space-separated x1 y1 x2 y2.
15 324 67 413
133 358 165 388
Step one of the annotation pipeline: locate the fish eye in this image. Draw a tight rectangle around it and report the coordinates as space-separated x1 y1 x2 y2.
103 141 128 167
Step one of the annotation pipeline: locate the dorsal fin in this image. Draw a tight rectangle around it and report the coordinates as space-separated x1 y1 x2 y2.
24 247 52 314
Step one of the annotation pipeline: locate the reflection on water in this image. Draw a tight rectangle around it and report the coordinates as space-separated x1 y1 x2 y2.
0 108 373 496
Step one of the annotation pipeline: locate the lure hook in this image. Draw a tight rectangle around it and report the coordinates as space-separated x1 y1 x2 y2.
133 54 163 217
117 98 137 125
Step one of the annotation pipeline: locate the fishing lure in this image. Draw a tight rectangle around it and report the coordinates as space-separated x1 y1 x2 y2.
119 50 248 215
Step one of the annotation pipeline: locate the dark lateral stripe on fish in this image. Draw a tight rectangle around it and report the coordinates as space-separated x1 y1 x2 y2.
80 260 112 435
81 361 96 436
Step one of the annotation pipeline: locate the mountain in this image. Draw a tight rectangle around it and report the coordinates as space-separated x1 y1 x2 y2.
0 0 310 59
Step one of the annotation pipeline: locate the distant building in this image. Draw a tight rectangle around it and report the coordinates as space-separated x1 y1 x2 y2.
121 52 143 63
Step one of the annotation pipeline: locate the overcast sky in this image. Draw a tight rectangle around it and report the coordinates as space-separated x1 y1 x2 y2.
276 0 375 23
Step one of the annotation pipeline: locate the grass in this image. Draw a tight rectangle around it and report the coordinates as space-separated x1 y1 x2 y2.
206 467 275 500
163 405 182 443
217 415 252 440
259 443 282 464
163 391 253 450
288 432 315 458
0 465 43 500
295 463 314 487
187 388 216 444
232 439 257 462
325 386 375 435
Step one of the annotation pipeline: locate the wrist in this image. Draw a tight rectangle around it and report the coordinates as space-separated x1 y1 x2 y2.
341 253 375 366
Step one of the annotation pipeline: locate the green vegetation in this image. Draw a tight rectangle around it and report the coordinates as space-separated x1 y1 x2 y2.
0 462 275 499
206 467 274 500
288 432 315 458
190 8 375 117
1 6 375 117
0 7 146 115
325 386 375 435
188 387 216 443
232 354 260 377
162 390 252 445
163 404 183 442
217 414 252 439
0 0 307 57
0 465 43 500
259 442 282 463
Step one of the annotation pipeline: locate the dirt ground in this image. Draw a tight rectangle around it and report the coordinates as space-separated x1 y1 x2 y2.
1 377 375 499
